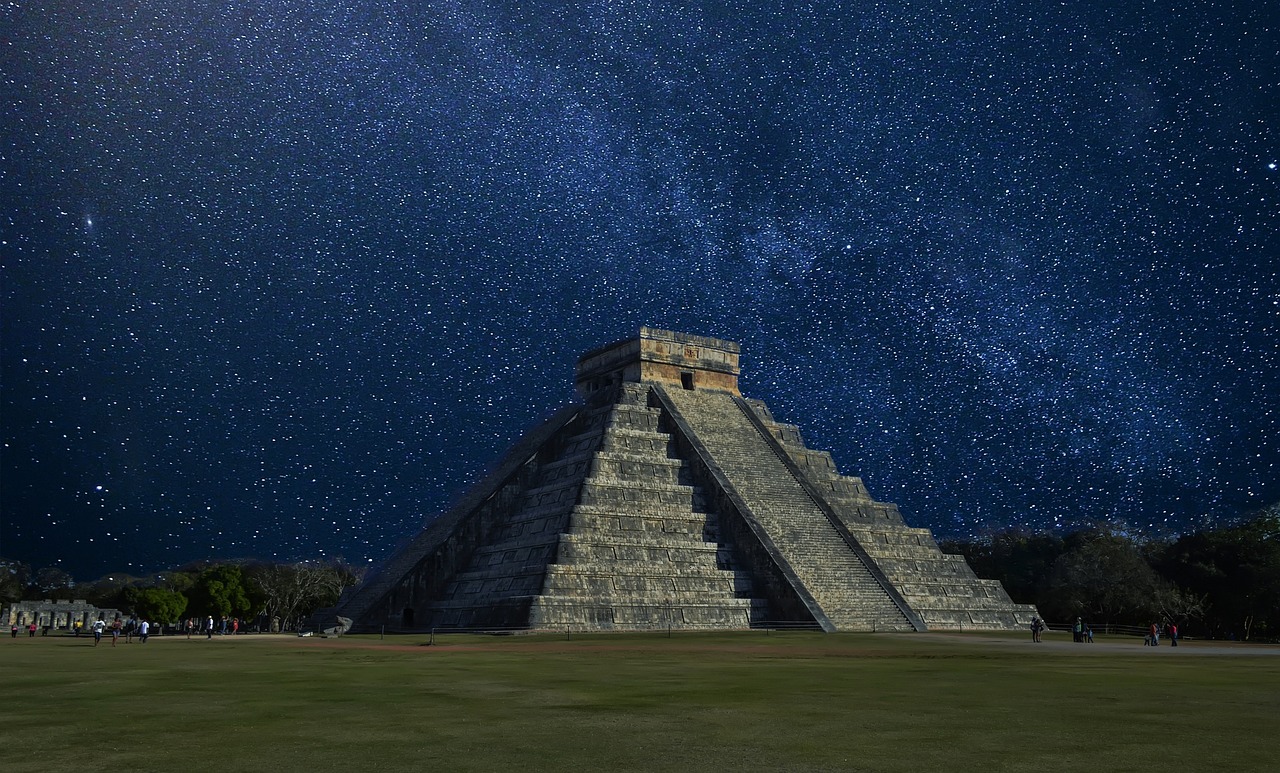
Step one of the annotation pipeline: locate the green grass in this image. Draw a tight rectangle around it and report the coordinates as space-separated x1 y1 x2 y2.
2 631 1275 771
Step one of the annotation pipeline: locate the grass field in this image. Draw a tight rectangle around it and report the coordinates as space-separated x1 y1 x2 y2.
2 629 1276 772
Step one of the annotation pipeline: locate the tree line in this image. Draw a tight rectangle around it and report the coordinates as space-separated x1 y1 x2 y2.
0 558 362 632
940 507 1279 640
5 508 1276 639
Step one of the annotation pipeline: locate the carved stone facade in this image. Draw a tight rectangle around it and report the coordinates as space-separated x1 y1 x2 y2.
317 329 1039 633
3 599 122 630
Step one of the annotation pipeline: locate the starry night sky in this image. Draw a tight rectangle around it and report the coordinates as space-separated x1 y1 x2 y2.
3 1 1276 580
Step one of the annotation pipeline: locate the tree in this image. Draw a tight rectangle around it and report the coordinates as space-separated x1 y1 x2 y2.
81 574 140 610
122 586 189 625
1156 510 1280 640
0 558 31 603
248 561 359 631
185 564 264 620
1039 529 1170 625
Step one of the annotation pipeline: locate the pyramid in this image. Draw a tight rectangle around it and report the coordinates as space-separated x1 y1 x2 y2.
321 329 1039 633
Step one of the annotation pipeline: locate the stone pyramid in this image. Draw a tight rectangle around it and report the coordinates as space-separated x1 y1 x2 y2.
321 329 1039 633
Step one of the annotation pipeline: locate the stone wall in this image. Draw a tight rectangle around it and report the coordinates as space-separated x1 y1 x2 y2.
3 599 122 630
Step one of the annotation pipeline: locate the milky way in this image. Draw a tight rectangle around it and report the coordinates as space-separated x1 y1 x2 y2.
3 1 1276 579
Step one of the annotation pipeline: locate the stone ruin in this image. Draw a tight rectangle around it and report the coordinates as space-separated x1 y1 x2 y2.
318 328 1039 633
3 599 122 631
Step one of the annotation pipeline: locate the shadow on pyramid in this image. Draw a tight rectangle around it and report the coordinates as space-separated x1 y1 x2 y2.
314 329 1039 634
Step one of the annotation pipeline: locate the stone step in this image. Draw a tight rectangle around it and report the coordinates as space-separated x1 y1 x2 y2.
442 571 546 601
565 508 715 538
528 598 766 629
490 512 573 543
896 581 1018 600
557 537 728 565
588 454 688 486
578 480 703 512
857 544 955 560
541 571 754 598
915 609 1030 629
873 558 980 579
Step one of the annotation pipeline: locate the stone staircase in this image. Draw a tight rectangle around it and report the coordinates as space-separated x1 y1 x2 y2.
429 383 766 630
660 388 918 632
746 402 1040 630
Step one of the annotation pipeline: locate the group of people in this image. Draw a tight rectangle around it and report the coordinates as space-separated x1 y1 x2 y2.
1145 622 1179 646
1071 617 1094 643
9 622 40 638
11 613 256 646
1031 616 1183 646
180 615 242 639
1028 616 1094 642
86 616 153 647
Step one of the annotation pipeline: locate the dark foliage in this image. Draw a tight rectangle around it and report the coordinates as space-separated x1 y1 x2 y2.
944 509 1278 640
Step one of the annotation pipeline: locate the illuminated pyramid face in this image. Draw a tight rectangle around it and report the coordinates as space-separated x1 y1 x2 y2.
317 330 1038 634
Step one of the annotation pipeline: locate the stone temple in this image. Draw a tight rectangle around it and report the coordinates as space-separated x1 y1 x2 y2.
324 329 1038 633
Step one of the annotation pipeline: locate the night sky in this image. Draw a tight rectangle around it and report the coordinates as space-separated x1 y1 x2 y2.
4 1 1276 580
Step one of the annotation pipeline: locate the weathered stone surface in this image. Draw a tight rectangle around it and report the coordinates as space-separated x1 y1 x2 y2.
3 599 123 630
320 329 1039 633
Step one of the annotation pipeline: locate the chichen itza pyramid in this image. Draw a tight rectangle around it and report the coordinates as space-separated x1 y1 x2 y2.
323 329 1038 633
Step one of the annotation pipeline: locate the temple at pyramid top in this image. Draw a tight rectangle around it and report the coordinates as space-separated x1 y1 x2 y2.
313 329 1039 635
576 327 741 398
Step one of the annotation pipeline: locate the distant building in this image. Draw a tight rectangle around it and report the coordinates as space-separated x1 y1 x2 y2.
3 599 122 630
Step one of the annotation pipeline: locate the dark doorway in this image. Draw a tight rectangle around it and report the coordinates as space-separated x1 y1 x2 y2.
680 372 694 390
402 607 415 628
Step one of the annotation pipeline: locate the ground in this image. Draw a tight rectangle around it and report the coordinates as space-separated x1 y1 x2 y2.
3 629 1276 771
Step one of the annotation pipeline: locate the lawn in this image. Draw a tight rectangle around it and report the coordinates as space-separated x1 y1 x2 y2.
2 630 1275 772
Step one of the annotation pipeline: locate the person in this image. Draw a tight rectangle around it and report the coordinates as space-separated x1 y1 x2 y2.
1084 625 1094 643
111 617 122 647
1168 623 1178 647
139 619 150 644
232 617 239 635
28 622 37 638
1149 622 1159 646
74 620 82 637
91 618 106 646
206 615 214 639
1073 617 1084 643
10 623 17 638
185 618 194 639
1030 617 1044 643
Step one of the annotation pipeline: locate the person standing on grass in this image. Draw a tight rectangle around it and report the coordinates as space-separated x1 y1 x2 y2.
206 615 214 639
111 617 122 647
91 618 106 646
140 619 150 644
1169 623 1178 647
1149 622 1159 646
